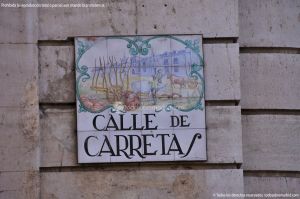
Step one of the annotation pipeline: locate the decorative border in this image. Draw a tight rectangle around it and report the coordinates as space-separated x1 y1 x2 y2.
75 35 205 113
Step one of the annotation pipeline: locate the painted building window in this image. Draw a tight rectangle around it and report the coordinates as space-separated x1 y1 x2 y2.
164 58 168 65
174 57 178 65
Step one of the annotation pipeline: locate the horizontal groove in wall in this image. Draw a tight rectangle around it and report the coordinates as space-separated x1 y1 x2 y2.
37 37 237 46
40 163 241 173
40 103 76 110
244 170 300 178
242 109 300 116
206 100 239 106
38 39 74 46
240 47 300 54
203 37 237 44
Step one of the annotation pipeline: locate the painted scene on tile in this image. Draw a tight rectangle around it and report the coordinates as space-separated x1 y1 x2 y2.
75 35 206 163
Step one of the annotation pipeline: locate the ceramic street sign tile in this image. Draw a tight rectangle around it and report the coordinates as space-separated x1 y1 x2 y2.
109 130 144 163
75 35 206 163
77 131 111 163
173 129 206 161
141 129 175 162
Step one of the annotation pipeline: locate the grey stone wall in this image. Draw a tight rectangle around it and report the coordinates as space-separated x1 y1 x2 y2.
0 2 40 198
239 0 300 195
0 0 299 198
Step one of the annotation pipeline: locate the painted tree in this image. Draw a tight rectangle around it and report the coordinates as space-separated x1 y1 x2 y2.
91 56 132 103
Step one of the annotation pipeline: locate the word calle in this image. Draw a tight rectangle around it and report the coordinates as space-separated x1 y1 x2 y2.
92 113 190 131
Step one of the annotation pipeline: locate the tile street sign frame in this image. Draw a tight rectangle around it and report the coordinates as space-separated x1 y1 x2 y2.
75 35 206 163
